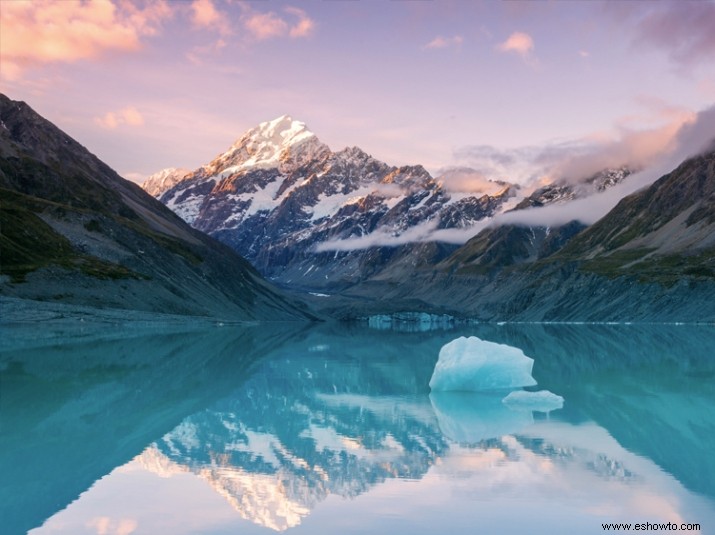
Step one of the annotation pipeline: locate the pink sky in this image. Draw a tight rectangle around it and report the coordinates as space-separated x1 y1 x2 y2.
1 0 714 184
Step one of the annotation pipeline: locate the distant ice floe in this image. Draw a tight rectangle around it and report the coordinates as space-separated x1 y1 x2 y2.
501 390 564 412
429 336 537 391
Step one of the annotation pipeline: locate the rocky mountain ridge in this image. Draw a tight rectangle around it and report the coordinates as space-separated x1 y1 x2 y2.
147 116 632 291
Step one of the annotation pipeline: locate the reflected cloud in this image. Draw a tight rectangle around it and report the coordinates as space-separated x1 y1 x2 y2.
86 516 138 535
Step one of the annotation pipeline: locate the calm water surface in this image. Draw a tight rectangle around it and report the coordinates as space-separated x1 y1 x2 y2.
2 321 714 534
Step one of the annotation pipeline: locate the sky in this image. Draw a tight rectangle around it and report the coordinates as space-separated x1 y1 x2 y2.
1 0 714 186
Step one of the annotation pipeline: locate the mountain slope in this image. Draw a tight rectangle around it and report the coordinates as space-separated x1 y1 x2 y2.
558 148 715 284
0 94 315 320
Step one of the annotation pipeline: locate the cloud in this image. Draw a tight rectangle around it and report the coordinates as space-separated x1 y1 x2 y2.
630 0 715 68
87 516 138 535
497 31 535 62
424 35 464 50
241 5 315 41
459 104 715 232
244 11 288 40
95 106 145 129
190 0 230 35
285 7 315 38
0 0 172 80
454 103 696 188
436 167 511 195
315 219 441 252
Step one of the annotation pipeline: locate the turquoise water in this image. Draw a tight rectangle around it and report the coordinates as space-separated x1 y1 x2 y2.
2 321 715 534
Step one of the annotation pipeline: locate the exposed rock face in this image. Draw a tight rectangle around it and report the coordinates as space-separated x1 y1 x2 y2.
0 94 314 320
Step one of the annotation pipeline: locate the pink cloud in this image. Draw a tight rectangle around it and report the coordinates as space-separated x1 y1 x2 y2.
424 35 464 50
498 31 534 57
241 5 316 41
0 0 172 80
285 7 315 38
244 11 289 40
191 0 230 35
95 106 145 129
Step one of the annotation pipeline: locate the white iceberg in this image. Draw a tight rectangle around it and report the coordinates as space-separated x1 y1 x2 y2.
429 336 537 392
501 390 564 412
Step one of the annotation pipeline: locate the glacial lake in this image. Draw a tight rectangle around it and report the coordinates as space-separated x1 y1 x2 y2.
2 319 715 534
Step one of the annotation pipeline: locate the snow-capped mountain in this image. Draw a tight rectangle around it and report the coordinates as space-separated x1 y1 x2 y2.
147 116 518 289
141 167 190 197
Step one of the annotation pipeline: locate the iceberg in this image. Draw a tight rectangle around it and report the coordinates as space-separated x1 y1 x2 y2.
501 390 564 412
429 336 537 391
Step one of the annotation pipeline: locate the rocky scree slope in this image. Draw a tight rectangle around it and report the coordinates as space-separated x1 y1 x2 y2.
0 94 314 320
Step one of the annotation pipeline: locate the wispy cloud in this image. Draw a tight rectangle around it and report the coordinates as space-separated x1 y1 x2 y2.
0 0 172 80
315 219 442 252
285 6 316 38
424 35 464 50
454 103 696 187
630 0 715 69
436 167 510 195
95 106 145 129
486 106 715 231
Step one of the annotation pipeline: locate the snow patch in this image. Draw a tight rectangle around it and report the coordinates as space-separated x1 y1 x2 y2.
310 185 377 221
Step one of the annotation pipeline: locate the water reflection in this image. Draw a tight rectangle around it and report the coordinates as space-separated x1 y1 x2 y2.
430 391 534 443
3 322 715 534
0 322 306 535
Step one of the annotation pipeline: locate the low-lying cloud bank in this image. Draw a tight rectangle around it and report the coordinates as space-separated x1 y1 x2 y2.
454 104 696 187
315 105 715 252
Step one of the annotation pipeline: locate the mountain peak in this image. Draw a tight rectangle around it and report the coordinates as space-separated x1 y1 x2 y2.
247 114 315 148
207 115 328 177
142 167 190 197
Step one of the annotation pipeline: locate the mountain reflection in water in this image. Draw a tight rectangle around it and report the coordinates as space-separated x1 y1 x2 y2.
3 321 715 534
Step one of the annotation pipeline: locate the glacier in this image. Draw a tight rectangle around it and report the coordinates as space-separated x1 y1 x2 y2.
429 336 537 391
